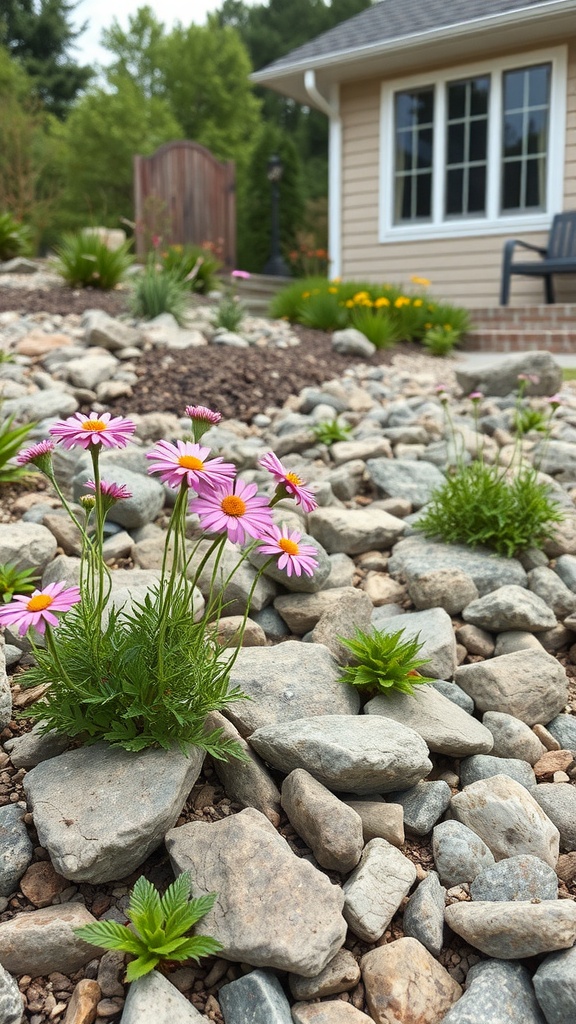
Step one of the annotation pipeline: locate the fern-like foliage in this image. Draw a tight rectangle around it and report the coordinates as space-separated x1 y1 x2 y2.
0 563 39 602
75 872 222 982
312 418 353 445
338 627 434 696
23 579 247 757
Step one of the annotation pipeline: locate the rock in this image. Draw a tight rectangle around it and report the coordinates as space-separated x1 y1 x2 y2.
528 566 576 617
65 352 118 390
493 630 543 656
281 770 363 872
533 946 576 1024
0 804 33 896
310 589 374 663
545 714 576 754
330 439 391 466
291 1003 374 1024
389 536 527 597
205 712 281 826
361 572 406 607
445 900 576 958
0 256 39 273
459 754 536 792
219 969 292 1023
0 521 57 573
407 567 479 615
557 851 576 883
463 584 557 633
193 538 278 613
166 808 346 977
289 950 361 1000
64 978 102 1024
386 780 451 835
249 715 432 795
16 330 74 357
482 711 546 765
216 615 267 647
120 970 205 1022
342 839 416 941
431 679 475 714
365 684 493 756
533 723 562 751
19 860 69 907
274 588 363 635
24 743 204 883
83 310 142 352
225 642 359 737
5 388 79 420
403 871 446 957
343 799 404 847
455 624 495 657
432 820 495 886
0 640 12 733
332 328 376 358
0 961 24 1024
532 783 576 852
370 607 457 681
534 748 576 779
470 853 558 902
450 775 560 867
455 350 562 397
439 960 548 1024
367 458 446 510
73 466 165 529
0 903 99 975
454 650 568 726
361 938 461 1024
307 507 405 555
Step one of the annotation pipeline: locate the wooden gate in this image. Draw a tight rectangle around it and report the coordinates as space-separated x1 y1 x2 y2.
133 141 236 267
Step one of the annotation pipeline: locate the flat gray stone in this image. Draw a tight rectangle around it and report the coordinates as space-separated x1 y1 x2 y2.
403 871 446 956
450 775 560 868
83 309 142 352
493 630 543 655
546 713 576 754
432 820 495 886
366 458 445 509
0 805 33 896
343 838 416 941
310 589 374 664
389 536 527 597
0 904 98 975
460 754 536 792
332 328 376 358
219 969 292 1023
120 969 205 1023
454 650 568 726
166 808 346 977
281 770 363 872
439 960 547 1024
225 642 359 737
386 781 451 835
455 351 562 397
288 949 361 1001
369 607 457 681
532 783 576 852
343 799 404 847
5 721 69 768
66 352 118 389
0 961 24 1024
528 566 576 618
407 567 479 615
432 680 475 714
249 715 432 795
0 522 57 574
462 585 557 632
24 743 204 883
274 588 364 636
205 712 281 826
533 946 576 1024
308 507 405 555
365 684 493 756
482 711 546 765
73 465 165 528
445 900 576 958
470 854 558 902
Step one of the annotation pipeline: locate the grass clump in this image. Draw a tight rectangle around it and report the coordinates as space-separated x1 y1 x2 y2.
131 264 189 326
0 212 32 262
0 414 36 484
52 232 134 289
312 418 352 445
160 244 221 295
338 627 434 696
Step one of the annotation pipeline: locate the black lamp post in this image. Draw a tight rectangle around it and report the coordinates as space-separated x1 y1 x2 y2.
263 154 290 276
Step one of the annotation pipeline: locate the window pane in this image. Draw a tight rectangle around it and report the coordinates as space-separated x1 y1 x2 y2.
470 77 490 116
418 128 433 169
448 82 466 120
447 122 465 165
469 120 487 162
445 75 489 219
502 160 521 210
529 64 550 106
446 168 464 215
504 69 525 110
526 157 546 208
468 166 487 213
501 64 550 212
394 87 434 222
503 113 524 157
527 109 547 154
395 176 412 222
416 173 432 218
395 131 413 173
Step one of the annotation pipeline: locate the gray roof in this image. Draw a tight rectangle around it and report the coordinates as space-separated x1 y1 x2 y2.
259 0 561 72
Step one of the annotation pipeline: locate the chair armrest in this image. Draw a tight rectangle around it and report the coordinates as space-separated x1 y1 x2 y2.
505 238 548 258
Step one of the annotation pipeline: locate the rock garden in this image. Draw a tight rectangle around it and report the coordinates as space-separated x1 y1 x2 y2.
1 263 576 1024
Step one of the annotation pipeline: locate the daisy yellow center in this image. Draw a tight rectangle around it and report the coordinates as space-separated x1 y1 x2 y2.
82 419 107 432
285 472 303 487
221 495 247 517
278 538 299 555
27 594 53 612
178 455 204 471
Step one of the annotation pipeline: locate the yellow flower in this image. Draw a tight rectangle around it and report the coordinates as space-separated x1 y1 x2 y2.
394 296 409 308
444 323 452 330
424 322 432 329
328 286 338 294
353 291 370 303
302 291 311 299
411 275 431 287
413 299 423 307
330 277 341 284
345 299 354 307
374 296 390 308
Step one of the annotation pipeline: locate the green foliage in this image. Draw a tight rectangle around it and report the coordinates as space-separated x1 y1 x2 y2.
422 326 459 357
513 406 548 435
312 418 352 445
0 563 39 602
269 277 327 320
0 413 35 483
130 264 189 326
297 290 348 331
0 210 31 261
350 306 401 348
338 627 434 696
415 462 564 557
24 580 249 755
74 872 222 982
52 231 134 289
160 244 222 295
213 294 245 332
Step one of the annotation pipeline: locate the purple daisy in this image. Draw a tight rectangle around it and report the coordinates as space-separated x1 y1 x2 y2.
146 440 235 493
258 452 317 513
50 412 135 450
257 525 318 578
16 439 55 475
190 478 274 545
85 480 133 503
0 582 81 636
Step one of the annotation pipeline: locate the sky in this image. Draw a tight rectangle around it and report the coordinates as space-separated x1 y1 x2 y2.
71 0 256 67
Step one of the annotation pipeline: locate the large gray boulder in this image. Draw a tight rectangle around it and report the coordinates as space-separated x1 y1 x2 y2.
454 650 568 725
455 350 562 397
366 459 445 509
307 507 405 555
440 960 549 1024
389 536 527 596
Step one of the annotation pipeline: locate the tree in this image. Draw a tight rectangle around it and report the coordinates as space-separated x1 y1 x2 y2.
0 0 92 118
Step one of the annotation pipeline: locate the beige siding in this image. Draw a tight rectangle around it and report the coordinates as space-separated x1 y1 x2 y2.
339 41 576 306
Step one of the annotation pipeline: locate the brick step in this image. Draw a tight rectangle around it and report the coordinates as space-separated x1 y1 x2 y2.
469 304 576 329
462 328 576 353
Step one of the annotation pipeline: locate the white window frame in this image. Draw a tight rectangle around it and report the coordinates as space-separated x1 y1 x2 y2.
378 45 567 243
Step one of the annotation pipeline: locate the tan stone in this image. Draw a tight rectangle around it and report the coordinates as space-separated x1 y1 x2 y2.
289 949 361 1000
362 937 462 1024
292 1001 374 1024
557 851 576 883
216 615 267 647
534 749 576 779
19 861 69 908
16 331 74 357
533 724 561 751
64 979 102 1024
361 572 406 606
344 799 405 847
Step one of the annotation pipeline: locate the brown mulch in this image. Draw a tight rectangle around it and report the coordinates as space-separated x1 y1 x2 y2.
0 284 130 320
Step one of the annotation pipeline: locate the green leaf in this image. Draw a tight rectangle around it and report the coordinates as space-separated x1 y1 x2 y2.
127 876 163 940
125 953 160 982
163 892 218 942
74 920 146 956
168 935 223 963
160 872 192 921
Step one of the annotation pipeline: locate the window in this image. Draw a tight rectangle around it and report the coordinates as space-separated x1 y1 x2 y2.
381 48 566 240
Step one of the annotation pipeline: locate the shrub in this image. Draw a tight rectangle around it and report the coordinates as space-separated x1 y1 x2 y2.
130 264 189 326
338 627 434 696
297 289 348 331
312 418 353 445
350 306 401 348
422 326 460 357
0 414 36 484
0 211 32 261
160 244 221 295
0 564 39 603
269 277 328 321
52 232 134 290
75 872 221 981
213 293 245 332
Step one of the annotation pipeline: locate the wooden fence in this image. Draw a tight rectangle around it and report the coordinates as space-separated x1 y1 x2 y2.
133 141 236 267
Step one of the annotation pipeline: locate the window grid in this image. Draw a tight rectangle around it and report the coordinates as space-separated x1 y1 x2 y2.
445 76 489 218
501 64 551 212
394 88 434 223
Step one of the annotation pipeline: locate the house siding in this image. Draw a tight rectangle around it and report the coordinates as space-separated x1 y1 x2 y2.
339 40 576 306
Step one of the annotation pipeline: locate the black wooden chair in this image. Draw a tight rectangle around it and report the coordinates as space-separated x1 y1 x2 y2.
500 211 576 305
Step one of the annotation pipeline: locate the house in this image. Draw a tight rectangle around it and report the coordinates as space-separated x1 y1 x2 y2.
252 0 576 307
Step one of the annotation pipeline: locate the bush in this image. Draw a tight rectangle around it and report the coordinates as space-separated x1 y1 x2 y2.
0 211 32 261
422 326 460 357
212 294 245 332
338 627 434 696
160 244 221 295
350 306 401 348
297 289 348 331
52 232 134 289
131 264 189 325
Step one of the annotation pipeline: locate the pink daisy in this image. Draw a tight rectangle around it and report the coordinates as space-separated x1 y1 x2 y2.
85 479 132 502
258 452 317 513
16 439 55 474
146 440 235 493
50 412 136 450
0 582 81 636
468 391 484 402
184 405 222 426
257 525 318 578
190 478 274 545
